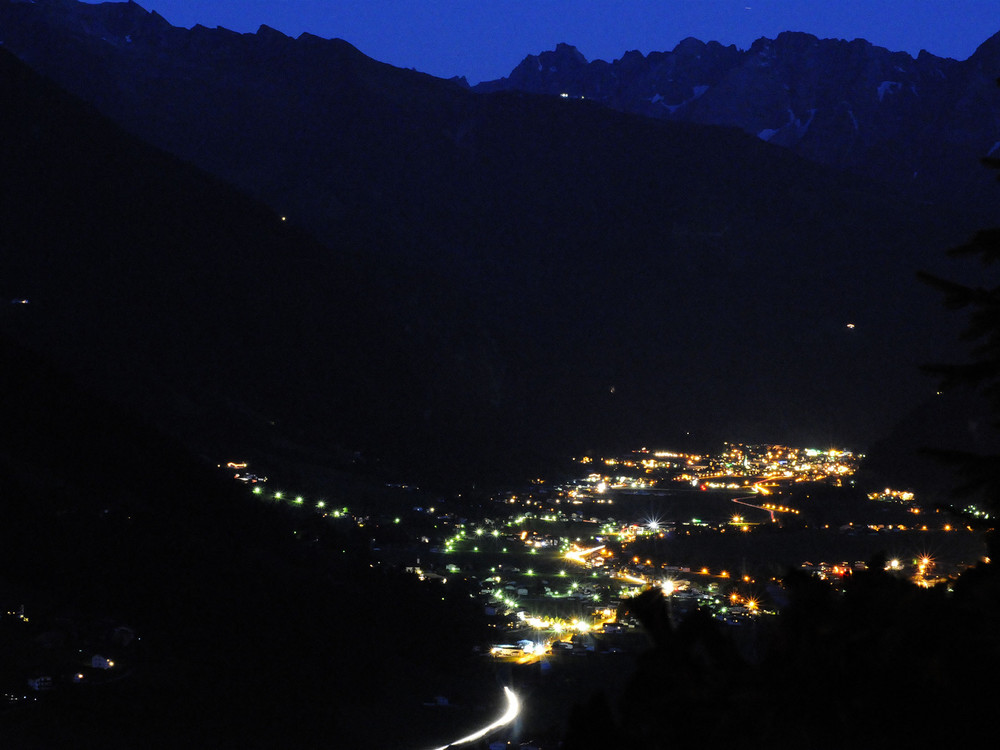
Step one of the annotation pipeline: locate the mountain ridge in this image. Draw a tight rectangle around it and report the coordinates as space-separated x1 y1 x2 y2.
474 30 1000 210
0 0 993 484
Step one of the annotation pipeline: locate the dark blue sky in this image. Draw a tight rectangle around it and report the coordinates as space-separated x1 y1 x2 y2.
101 1 998 83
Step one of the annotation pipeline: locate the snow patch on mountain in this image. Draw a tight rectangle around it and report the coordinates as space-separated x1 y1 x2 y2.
798 108 817 135
846 108 859 132
469 33 997 208
758 108 816 143
659 85 710 113
877 81 902 102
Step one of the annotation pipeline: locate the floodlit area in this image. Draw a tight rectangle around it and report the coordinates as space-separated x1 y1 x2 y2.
222 445 987 747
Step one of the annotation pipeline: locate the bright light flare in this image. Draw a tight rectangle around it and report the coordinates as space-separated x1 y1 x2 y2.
564 545 605 565
428 687 520 750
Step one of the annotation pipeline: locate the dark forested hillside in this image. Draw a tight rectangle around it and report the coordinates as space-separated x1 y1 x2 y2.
0 44 384 466
2 3 1000 747
0 1 992 484
0 330 497 749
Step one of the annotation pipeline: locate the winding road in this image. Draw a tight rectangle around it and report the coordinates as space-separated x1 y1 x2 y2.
427 686 521 750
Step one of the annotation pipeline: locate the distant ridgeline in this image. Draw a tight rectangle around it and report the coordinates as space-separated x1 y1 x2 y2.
0 0 996 484
474 34 1000 212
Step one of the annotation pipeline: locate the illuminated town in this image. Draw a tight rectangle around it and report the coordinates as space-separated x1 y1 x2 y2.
236 441 984 674
4 442 987 749
226 443 979 648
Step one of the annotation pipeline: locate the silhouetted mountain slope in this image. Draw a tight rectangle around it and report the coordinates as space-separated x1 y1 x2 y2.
0 2 991 483
0 329 495 749
0 44 385 464
476 32 1000 212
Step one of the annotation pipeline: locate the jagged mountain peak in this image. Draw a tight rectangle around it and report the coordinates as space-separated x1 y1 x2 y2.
553 41 587 61
1 0 997 479
0 0 172 50
750 30 821 55
2 1 988 477
255 23 289 40
516 42 589 72
475 28 998 210
673 36 708 54
773 30 821 45
968 28 1000 70
9 0 153 23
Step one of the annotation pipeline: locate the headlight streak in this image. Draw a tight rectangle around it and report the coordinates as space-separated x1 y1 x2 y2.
428 687 520 750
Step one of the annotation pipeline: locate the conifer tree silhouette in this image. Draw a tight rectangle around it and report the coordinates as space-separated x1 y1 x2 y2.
918 78 1000 519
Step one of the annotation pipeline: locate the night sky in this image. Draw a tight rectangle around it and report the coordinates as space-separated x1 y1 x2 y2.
88 1 999 83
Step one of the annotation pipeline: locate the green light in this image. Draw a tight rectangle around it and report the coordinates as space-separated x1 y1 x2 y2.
252 487 263 495
394 518 400 524
274 492 283 500
316 501 325 509
294 497 304 504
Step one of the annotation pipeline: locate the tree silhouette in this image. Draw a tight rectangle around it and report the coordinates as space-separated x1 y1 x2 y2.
917 78 1000 518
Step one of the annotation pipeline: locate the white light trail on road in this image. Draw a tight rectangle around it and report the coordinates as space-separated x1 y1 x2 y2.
428 687 520 750
564 545 605 565
617 573 647 586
